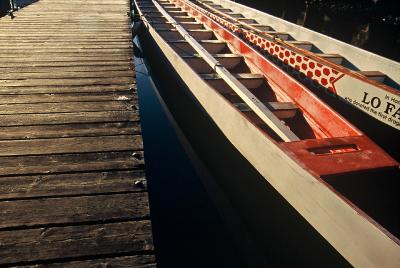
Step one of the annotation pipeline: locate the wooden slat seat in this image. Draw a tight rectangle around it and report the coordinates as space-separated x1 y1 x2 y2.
158 28 215 40
265 31 291 41
208 4 223 8
163 7 182 11
216 8 232 12
357 70 386 83
224 12 244 18
315 53 345 65
183 54 248 73
249 24 273 31
174 15 197 22
235 101 299 120
152 21 204 30
140 11 163 17
237 18 258 24
165 10 188 17
140 7 159 13
201 73 265 91
159 3 176 8
168 39 228 54
286 41 314 51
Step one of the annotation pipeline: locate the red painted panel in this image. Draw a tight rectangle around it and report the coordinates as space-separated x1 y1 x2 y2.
281 136 398 176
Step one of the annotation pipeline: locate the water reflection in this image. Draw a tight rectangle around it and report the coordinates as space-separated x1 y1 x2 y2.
12 0 38 9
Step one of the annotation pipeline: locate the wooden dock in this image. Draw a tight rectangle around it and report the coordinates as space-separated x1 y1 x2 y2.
0 0 155 266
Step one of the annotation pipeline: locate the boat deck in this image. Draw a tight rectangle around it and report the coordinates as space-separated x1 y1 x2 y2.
0 0 155 266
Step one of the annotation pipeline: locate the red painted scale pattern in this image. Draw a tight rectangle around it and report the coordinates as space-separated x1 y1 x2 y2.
188 1 345 93
245 32 343 93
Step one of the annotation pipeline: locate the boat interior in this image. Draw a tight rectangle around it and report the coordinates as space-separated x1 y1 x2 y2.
197 0 400 90
135 0 399 244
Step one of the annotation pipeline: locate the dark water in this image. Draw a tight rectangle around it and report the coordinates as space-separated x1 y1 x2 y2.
0 0 11 16
237 0 400 62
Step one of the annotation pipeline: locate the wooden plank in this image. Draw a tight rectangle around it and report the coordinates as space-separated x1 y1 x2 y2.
0 37 131 41
0 47 132 52
12 11 130 14
0 63 133 71
0 135 143 156
0 221 154 265
0 26 129 30
0 101 135 115
0 151 144 176
0 170 146 199
16 255 156 268
8 12 130 15
0 192 149 229
0 61 132 68
0 31 130 35
0 92 136 104
0 122 141 140
0 77 135 87
0 111 139 126
0 40 130 44
0 51 129 56
0 41 130 45
1 16 129 19
1 25 130 28
1 70 133 80
0 65 133 73
0 33 132 37
0 51 131 57
0 55 131 61
0 39 131 43
0 85 135 94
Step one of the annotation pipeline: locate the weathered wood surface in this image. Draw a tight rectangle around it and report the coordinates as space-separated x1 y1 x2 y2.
16 255 157 268
0 0 155 266
0 221 153 264
0 111 139 126
0 170 146 199
0 151 144 176
0 85 135 94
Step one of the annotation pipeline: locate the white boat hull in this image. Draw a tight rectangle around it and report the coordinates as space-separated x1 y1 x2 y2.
138 15 400 267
